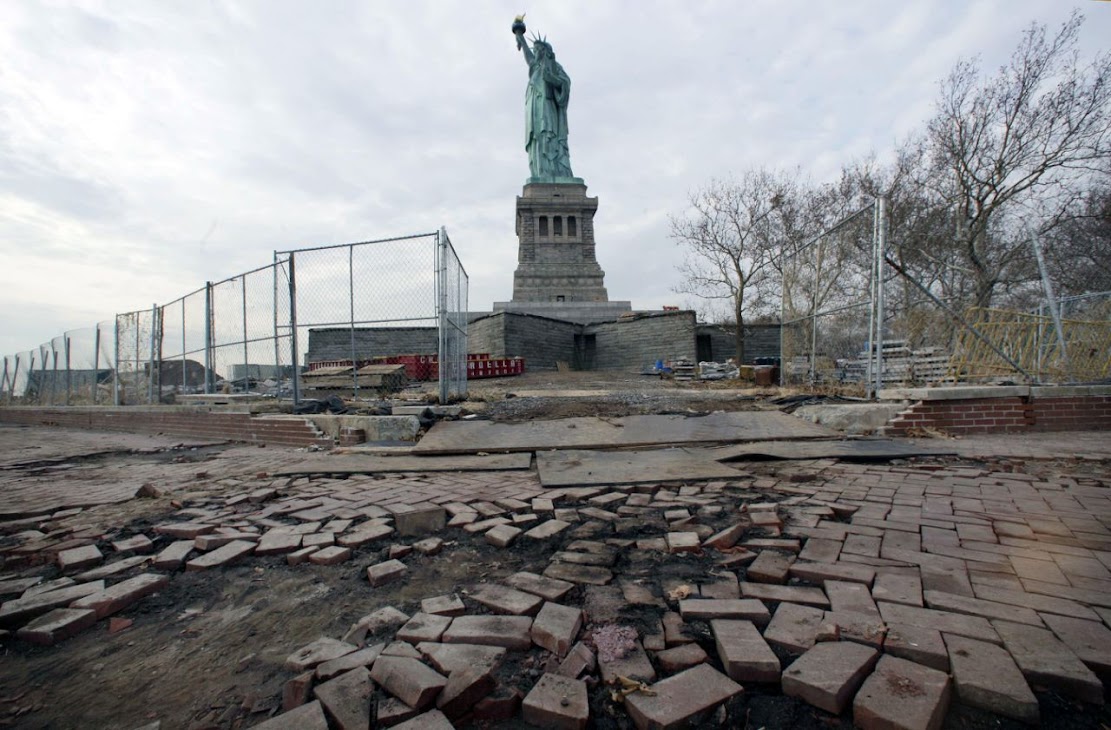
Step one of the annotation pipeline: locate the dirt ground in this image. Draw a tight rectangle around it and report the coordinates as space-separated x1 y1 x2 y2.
1 377 1110 729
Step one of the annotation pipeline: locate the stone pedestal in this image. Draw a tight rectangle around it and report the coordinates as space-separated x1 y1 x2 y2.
494 182 630 324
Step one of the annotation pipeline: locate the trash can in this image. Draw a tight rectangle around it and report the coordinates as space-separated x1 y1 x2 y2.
754 365 777 386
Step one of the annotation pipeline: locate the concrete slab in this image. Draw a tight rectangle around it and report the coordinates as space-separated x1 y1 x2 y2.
275 452 532 475
414 411 836 455
536 448 742 488
709 437 954 462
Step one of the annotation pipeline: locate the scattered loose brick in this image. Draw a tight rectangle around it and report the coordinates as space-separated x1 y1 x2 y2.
923 589 1042 626
655 642 708 673
393 709 454 730
287 546 319 565
712 619 779 683
543 562 613 586
337 523 394 547
763 602 827 654
747 551 795 583
308 546 351 565
112 535 154 554
16 608 98 645
702 522 746 550
485 524 523 548
282 671 315 711
370 656 447 710
153 540 195 569
314 666 373 730
740 583 829 608
367 559 407 587
471 584 543 616
522 673 589 730
943 633 1038 723
625 663 742 730
788 561 876 587
437 663 497 720
393 504 446 536
0 580 106 627
417 642 506 675
315 644 383 681
678 598 770 625
358 605 410 633
505 571 575 601
185 540 255 571
666 532 701 554
530 601 583 657
70 573 168 619
250 699 329 730
877 602 1000 644
154 522 214 539
598 640 656 684
57 545 103 572
782 641 879 714
442 615 533 650
853 654 951 730
421 595 466 617
413 537 444 555
285 637 358 672
524 519 572 540
396 612 452 644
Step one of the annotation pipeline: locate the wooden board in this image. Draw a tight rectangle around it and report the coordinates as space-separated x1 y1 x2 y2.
706 438 956 462
536 448 743 487
274 452 532 476
412 411 836 455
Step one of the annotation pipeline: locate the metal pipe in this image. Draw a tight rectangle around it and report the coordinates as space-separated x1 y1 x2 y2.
93 325 101 405
114 316 121 405
865 202 879 398
204 282 213 394
438 229 448 404
349 244 359 398
64 335 72 406
241 277 249 393
289 253 301 405
875 196 887 397
1029 227 1071 382
149 304 159 404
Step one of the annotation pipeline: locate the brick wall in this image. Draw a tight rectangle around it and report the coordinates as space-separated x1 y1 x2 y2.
588 311 698 371
0 408 333 448
884 388 1111 435
1030 396 1111 431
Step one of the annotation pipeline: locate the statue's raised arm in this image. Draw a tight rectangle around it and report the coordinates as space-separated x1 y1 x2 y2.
510 15 577 183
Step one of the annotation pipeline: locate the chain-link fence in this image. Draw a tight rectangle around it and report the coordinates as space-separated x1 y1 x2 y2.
779 200 1109 395
1 229 468 406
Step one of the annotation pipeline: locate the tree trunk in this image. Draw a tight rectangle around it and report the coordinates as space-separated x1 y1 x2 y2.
734 295 746 365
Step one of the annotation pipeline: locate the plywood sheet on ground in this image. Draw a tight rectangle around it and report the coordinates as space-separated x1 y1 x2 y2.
707 439 956 462
412 411 835 455
274 452 532 476
536 448 742 487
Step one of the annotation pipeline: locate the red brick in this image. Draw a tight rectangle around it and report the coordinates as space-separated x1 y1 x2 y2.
853 654 951 730
522 673 589 730
624 664 742 730
712 619 779 683
70 573 168 619
16 607 98 645
370 656 447 710
782 641 879 714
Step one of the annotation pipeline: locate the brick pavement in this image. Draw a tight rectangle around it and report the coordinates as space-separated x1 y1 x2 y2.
1 425 1109 727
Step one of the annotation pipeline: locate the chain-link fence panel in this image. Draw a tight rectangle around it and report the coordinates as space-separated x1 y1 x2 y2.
280 233 443 401
780 204 878 390
115 308 157 405
438 228 469 402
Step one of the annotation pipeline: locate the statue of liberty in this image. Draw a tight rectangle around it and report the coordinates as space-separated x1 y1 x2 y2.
512 16 580 183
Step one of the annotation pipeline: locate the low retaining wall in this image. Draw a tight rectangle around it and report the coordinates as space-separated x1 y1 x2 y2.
0 407 334 448
881 385 1111 436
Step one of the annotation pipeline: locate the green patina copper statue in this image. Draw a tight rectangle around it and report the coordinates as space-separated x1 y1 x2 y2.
513 15 581 183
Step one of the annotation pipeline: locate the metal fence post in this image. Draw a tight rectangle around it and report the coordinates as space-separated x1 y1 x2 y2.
64 335 72 406
349 244 359 398
93 325 101 404
288 253 301 405
204 282 214 394
272 256 280 397
241 277 250 393
1029 227 1070 383
114 316 121 406
874 197 887 398
148 303 158 404
437 229 448 404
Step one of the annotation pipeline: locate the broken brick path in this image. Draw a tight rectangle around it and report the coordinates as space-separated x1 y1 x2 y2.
1 423 1110 728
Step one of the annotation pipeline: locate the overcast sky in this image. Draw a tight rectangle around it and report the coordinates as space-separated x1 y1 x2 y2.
1 1 1108 359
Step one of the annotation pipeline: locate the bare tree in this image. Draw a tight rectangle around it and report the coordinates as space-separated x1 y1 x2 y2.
669 169 800 364
925 10 1111 308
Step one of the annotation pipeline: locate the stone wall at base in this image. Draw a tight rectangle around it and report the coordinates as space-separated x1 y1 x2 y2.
0 407 334 448
697 324 782 364
588 311 698 371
